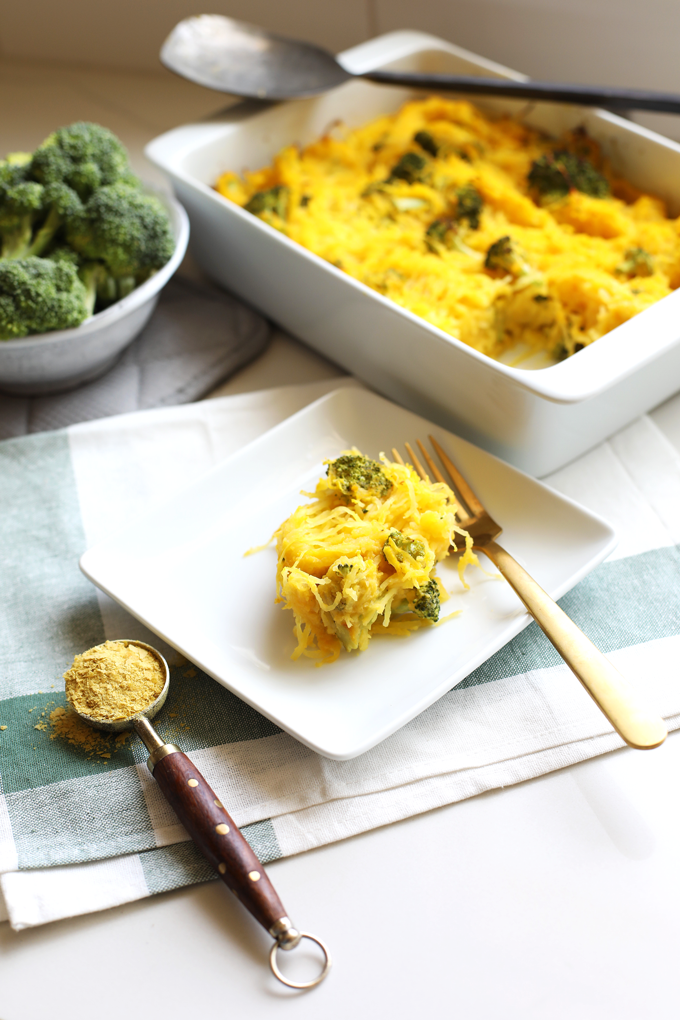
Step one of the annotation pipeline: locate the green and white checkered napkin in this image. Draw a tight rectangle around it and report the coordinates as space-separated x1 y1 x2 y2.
2 377 680 930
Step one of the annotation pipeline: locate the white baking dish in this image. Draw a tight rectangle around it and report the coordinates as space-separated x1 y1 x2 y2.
146 31 680 476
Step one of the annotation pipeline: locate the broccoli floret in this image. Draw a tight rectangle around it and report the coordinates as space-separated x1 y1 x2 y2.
616 247 654 278
1 152 32 171
0 256 89 340
413 131 439 157
424 186 483 255
46 247 114 316
413 579 440 623
454 185 483 230
30 122 136 199
424 219 478 258
26 180 83 257
384 530 425 562
327 454 393 498
1 123 172 313
387 152 427 185
66 182 174 280
528 151 609 202
2 122 138 260
46 246 80 269
335 561 355 576
484 235 533 277
245 185 289 220
425 219 452 249
74 260 115 316
0 179 45 258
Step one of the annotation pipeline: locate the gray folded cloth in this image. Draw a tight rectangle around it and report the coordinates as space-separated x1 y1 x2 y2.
0 276 271 438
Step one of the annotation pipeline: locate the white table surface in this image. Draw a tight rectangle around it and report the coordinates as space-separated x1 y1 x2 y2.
2 57 680 1020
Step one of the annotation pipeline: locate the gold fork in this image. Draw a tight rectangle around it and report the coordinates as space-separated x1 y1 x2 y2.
392 437 667 750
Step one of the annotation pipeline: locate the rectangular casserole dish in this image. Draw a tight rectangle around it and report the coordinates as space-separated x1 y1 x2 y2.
146 30 680 476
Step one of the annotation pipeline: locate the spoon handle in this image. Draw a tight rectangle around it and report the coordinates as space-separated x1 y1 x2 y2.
151 749 292 936
363 71 680 115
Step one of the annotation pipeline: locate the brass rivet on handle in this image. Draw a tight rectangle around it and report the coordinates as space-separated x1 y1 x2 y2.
187 778 198 787
216 823 229 835
249 871 261 882
214 799 223 808
218 862 227 874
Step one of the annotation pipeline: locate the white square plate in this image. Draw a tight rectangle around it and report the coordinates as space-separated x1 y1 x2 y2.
80 388 617 759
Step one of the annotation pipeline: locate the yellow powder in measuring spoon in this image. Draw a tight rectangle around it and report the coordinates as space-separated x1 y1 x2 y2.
64 640 165 722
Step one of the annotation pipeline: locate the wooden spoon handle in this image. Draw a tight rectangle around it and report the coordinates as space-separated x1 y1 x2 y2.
152 750 289 933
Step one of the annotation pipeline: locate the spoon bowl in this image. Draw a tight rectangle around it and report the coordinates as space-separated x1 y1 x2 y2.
161 15 350 100
71 639 170 733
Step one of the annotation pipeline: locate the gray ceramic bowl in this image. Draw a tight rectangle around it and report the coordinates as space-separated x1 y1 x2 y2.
0 189 190 395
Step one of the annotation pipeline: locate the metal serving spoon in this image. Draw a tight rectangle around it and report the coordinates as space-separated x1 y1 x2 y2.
71 639 331 990
161 14 680 113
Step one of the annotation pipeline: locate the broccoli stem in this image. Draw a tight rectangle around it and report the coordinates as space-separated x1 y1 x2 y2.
78 262 108 317
26 206 62 258
1 219 34 258
97 273 117 305
117 275 136 299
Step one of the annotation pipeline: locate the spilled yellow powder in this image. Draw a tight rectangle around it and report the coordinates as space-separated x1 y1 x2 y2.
49 705 130 760
64 640 165 722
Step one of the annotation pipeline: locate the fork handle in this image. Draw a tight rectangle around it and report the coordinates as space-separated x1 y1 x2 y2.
479 539 667 749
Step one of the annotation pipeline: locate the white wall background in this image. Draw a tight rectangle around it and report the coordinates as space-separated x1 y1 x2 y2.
2 0 679 137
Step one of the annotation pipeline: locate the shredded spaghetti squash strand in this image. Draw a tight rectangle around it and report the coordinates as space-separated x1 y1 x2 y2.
274 449 478 664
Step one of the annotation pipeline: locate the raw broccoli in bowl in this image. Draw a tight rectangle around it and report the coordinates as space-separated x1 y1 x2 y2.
0 122 175 340
0 256 89 340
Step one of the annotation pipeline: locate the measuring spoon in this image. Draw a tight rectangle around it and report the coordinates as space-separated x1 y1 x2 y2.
70 639 331 990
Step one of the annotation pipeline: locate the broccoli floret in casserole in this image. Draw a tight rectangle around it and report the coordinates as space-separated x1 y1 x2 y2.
0 256 89 340
454 185 483 230
425 219 479 257
413 578 441 623
387 152 428 184
616 247 654 278
245 185 290 220
425 219 453 250
384 530 426 562
413 131 439 157
484 235 533 278
327 454 393 498
528 151 610 202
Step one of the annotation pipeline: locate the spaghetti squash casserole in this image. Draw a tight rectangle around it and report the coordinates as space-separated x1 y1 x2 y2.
216 97 680 363
272 451 476 664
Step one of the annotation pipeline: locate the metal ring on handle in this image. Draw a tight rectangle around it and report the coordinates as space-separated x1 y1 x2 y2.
269 932 332 989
